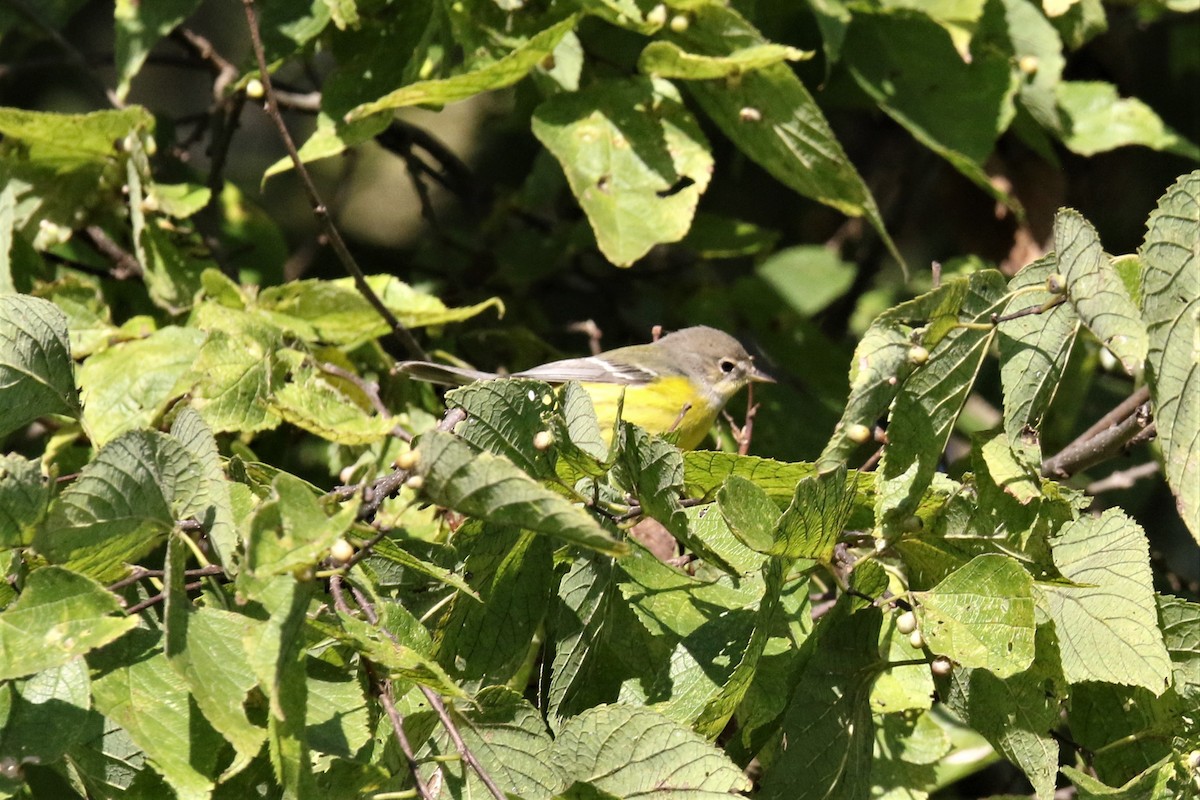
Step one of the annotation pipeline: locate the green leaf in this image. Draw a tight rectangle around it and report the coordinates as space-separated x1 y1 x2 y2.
717 474 780 554
239 576 318 796
305 658 369 758
876 270 1009 525
913 554 1036 677
270 366 396 445
756 245 857 317
414 430 627 556
1158 594 1200 702
446 378 559 480
670 4 900 266
1138 171 1199 540
0 567 135 681
90 629 224 800
532 77 713 266
345 15 578 122
551 704 751 797
421 687 564 797
165 605 265 778
759 601 882 800
1056 81 1200 160
944 623 1065 800
0 657 91 768
78 326 205 446
246 473 357 577
36 430 206 582
186 313 284 434
331 607 464 697
255 275 503 346
976 428 1042 503
692 558 786 738
168 408 239 569
638 40 812 80
998 254 1081 448
1062 757 1179 800
0 107 153 168
0 294 80 437
150 182 212 218
113 0 203 100
1054 208 1148 374
773 465 856 561
843 7 1022 213
1042 508 1172 693
548 554 650 722
683 451 820 500
365 536 480 601
555 380 610 471
0 453 48 548
1002 0 1066 134
436 528 556 682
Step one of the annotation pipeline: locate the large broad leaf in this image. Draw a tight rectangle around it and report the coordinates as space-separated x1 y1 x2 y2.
0 294 80 437
1054 208 1148 375
1042 509 1172 694
446 379 559 480
414 430 627 556
245 473 357 577
168 408 239 568
843 7 1021 212
876 270 1009 525
548 554 659 723
420 687 565 798
998 254 1080 450
758 601 883 800
533 77 713 266
667 4 899 264
255 275 503 346
772 466 856 561
0 453 49 548
0 658 92 769
683 452 820 500
1056 81 1200 160
944 623 1065 800
0 567 136 681
638 40 812 80
436 527 556 682
551 703 751 797
1138 171 1199 540
77 325 205 446
344 15 578 122
35 430 206 582
0 107 152 168
89 628 225 800
913 554 1036 678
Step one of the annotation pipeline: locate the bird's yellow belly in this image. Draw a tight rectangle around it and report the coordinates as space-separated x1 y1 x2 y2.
579 377 718 450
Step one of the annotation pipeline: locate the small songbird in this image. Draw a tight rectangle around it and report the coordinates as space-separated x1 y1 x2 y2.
397 325 773 449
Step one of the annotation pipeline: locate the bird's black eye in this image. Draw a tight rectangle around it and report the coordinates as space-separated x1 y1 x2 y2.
719 358 737 374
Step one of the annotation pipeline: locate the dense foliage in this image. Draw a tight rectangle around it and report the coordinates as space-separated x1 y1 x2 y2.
0 1 1197 799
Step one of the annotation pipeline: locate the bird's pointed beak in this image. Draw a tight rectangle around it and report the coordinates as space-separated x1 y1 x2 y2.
749 359 775 384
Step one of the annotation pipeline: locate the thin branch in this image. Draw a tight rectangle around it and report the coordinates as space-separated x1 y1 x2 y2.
316 360 393 419
417 686 507 800
240 0 427 361
377 674 435 800
84 226 143 279
990 294 1066 325
1042 387 1153 479
1085 461 1160 495
108 564 224 593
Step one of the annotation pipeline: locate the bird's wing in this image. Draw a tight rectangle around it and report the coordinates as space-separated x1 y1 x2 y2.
514 355 656 385
396 361 499 386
